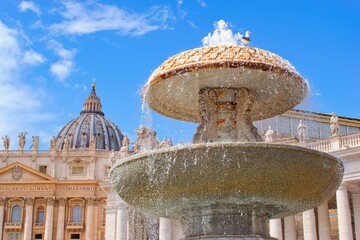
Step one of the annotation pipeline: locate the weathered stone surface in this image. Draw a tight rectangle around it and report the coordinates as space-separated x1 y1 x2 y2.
111 142 343 219
144 46 308 123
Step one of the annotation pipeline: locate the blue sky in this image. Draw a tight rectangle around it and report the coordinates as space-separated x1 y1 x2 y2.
0 0 359 149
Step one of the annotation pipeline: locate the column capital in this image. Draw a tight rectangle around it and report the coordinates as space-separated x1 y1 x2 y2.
57 197 67 206
86 197 96 206
0 197 5 206
25 197 34 206
45 197 55 205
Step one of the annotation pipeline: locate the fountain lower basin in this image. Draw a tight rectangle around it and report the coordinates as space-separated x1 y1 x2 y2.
111 142 343 239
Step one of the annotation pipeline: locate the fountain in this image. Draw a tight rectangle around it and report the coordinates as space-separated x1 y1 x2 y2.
111 21 344 239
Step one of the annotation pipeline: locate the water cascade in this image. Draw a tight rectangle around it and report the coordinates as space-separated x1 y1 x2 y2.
111 20 343 240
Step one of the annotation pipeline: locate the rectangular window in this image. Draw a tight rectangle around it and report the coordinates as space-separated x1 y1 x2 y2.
72 166 84 175
71 234 81 239
39 165 47 174
34 233 43 239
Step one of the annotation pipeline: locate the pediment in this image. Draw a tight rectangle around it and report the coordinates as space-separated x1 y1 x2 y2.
0 162 56 182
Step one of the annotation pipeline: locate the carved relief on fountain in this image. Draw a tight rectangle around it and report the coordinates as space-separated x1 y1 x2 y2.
193 87 261 143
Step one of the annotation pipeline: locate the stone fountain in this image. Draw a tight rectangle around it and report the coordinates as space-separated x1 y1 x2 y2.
111 22 344 239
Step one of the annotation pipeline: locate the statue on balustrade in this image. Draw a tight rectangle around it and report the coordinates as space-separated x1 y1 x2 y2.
298 120 306 143
50 136 56 150
264 126 274 143
32 136 39 151
18 132 27 150
330 112 339 137
2 135 10 150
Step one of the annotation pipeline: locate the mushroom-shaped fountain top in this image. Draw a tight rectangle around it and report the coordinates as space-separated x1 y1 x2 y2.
145 45 308 123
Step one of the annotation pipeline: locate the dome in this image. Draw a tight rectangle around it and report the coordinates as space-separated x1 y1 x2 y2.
56 84 123 151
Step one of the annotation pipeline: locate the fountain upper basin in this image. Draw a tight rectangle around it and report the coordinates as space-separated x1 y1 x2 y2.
111 142 343 219
145 45 308 122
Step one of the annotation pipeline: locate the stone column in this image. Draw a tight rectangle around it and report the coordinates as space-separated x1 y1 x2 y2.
353 194 360 240
270 219 282 240
105 206 117 240
23 198 34 240
44 198 55 240
85 198 95 240
336 185 353 240
318 201 331 240
159 217 172 240
116 204 127 240
93 200 99 240
284 216 296 240
303 208 317 240
0 198 5 240
56 198 67 240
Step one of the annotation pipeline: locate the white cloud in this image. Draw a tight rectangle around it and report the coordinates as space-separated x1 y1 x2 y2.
0 21 53 143
48 40 76 82
50 60 74 81
177 0 184 6
18 1 41 16
23 50 45 65
196 0 207 7
188 20 197 29
50 1 173 36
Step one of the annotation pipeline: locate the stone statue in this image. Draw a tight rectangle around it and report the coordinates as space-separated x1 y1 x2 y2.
50 136 56 150
18 132 27 150
120 135 130 152
298 120 306 143
90 136 96 150
330 112 339 137
32 136 39 151
264 126 274 143
134 126 159 152
63 136 70 150
159 138 173 148
2 135 10 150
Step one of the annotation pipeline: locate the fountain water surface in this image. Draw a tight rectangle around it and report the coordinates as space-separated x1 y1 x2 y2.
111 20 343 239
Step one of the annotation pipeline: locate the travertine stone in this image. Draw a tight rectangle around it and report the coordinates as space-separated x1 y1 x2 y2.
353 194 360 240
44 197 55 240
112 142 343 220
159 218 172 240
145 45 308 123
269 219 282 240
193 88 261 143
0 198 5 240
303 209 317 240
24 197 34 240
56 198 66 240
318 201 331 240
336 185 353 240
284 216 296 240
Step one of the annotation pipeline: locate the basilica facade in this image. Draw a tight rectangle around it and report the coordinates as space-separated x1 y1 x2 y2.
0 85 360 240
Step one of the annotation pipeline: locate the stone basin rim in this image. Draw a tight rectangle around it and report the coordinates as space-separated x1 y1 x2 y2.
112 142 340 168
110 142 344 218
146 60 304 89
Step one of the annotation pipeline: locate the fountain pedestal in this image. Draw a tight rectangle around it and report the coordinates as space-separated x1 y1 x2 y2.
183 204 274 240
194 87 261 143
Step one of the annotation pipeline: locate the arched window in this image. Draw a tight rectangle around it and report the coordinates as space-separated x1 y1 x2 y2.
72 206 82 222
11 205 21 222
36 206 44 223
